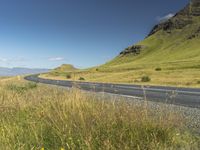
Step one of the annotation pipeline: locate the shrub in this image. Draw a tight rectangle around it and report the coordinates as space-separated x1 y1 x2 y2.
141 76 151 82
197 81 200 84
96 68 99 71
66 74 71 79
79 77 85 81
155 67 162 71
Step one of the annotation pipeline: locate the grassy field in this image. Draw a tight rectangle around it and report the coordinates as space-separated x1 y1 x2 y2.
41 66 200 87
0 78 199 149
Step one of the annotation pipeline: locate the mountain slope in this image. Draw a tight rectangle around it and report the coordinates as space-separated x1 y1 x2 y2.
102 0 200 71
43 0 200 87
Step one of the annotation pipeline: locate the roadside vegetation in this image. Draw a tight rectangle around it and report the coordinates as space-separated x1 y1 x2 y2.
141 76 151 82
0 78 199 149
41 64 200 87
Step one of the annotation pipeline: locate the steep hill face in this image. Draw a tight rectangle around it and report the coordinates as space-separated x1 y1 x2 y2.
102 0 200 71
46 1 200 87
190 0 200 15
148 0 200 37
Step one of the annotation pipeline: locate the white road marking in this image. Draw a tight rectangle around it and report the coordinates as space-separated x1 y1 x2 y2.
116 85 200 95
97 92 143 100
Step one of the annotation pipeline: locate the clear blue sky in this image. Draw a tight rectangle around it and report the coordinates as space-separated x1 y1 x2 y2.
0 0 189 69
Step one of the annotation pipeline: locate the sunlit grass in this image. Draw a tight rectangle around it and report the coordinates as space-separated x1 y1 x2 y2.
41 66 200 87
0 79 199 149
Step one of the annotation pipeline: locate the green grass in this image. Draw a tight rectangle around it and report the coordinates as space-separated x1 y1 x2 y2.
50 64 78 77
0 79 199 149
141 76 151 82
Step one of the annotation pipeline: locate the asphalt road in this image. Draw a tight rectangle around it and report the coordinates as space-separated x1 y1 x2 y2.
24 74 200 108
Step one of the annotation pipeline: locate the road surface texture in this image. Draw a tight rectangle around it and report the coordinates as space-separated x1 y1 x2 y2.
24 74 200 108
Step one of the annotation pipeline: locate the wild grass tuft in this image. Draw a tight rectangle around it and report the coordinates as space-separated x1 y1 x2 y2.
141 76 151 82
0 79 199 149
79 77 85 81
6 82 37 93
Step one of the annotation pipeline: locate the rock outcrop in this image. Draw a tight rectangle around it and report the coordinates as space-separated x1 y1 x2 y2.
190 0 200 16
148 0 200 36
119 0 200 56
188 27 200 39
120 45 145 56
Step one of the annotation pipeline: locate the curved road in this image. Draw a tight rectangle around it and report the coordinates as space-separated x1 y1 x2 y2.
24 74 200 108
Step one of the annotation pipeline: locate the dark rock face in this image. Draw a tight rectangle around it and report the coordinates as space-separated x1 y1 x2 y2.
148 18 192 36
188 26 200 39
148 0 200 37
120 45 145 56
191 0 200 16
119 1 200 57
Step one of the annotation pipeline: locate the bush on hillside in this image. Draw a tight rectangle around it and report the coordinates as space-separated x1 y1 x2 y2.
66 74 71 79
79 77 85 81
155 67 162 71
141 76 151 82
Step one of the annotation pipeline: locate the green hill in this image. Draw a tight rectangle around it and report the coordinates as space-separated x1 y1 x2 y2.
54 64 78 72
102 0 200 70
43 0 200 87
41 64 78 79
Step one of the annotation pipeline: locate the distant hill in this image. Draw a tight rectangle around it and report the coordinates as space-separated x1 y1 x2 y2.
44 64 78 77
0 67 49 76
54 64 78 72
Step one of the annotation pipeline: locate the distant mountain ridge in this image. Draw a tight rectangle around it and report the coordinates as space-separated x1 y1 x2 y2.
0 67 49 76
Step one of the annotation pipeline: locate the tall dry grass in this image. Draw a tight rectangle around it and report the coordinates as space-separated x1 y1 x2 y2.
0 79 199 149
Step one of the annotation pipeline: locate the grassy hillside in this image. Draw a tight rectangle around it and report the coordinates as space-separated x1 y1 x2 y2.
41 2 200 87
0 78 199 149
104 18 200 70
46 64 78 77
54 64 77 72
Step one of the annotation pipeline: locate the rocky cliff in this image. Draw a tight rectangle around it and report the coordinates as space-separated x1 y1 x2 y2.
148 0 200 36
119 0 200 56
